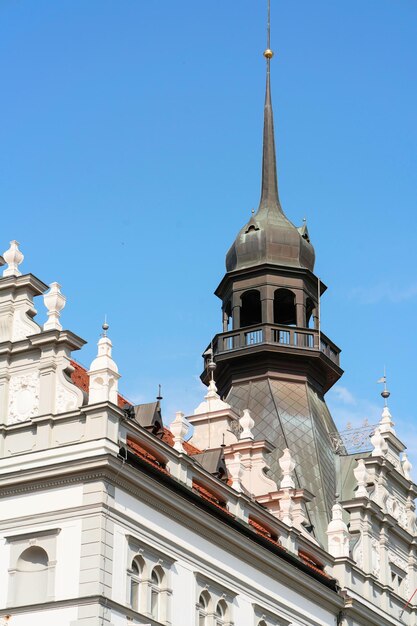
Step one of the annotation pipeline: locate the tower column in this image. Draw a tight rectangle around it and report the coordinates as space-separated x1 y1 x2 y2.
261 297 274 325
232 293 240 330
295 292 305 327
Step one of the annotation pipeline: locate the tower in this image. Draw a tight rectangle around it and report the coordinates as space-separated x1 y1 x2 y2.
201 3 343 544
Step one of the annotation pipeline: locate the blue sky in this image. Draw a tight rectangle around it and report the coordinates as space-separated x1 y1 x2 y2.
1 2 417 462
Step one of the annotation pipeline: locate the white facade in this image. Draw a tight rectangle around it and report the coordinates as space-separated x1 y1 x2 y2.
0 252 416 626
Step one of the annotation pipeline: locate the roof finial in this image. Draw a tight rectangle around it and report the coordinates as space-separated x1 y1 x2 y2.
377 366 390 407
259 0 282 215
102 314 109 337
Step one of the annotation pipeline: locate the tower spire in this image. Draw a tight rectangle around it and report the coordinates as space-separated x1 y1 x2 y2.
259 0 282 214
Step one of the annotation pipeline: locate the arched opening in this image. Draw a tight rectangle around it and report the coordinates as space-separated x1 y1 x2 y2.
197 590 211 626
15 546 49 605
130 555 144 611
240 290 262 328
274 289 296 326
150 566 164 621
306 297 315 328
215 599 228 626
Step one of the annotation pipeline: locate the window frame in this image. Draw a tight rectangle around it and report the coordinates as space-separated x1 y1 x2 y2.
126 535 175 624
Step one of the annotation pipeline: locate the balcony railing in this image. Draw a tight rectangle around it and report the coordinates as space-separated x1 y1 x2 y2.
214 323 340 366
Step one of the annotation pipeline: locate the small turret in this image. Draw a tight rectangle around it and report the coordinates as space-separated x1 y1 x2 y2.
88 321 120 405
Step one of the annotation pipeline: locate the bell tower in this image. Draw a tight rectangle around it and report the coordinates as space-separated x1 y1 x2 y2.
202 2 343 544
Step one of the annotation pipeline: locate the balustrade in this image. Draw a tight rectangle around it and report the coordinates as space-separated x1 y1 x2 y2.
214 323 340 366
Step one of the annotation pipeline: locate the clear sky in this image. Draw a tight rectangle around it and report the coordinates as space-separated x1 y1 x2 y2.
1 2 416 462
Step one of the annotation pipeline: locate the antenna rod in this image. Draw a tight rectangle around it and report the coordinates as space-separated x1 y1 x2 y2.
267 0 271 51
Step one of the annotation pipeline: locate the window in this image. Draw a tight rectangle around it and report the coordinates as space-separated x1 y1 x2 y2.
130 556 144 611
197 590 210 626
215 599 228 626
126 536 174 623
150 567 162 620
195 574 235 626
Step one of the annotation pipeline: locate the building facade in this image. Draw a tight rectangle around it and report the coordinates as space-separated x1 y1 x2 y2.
0 10 416 626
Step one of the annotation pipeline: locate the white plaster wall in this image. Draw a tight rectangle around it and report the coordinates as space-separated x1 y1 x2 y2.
0 538 11 608
0 607 77 626
55 519 82 599
0 484 83 520
115 488 335 626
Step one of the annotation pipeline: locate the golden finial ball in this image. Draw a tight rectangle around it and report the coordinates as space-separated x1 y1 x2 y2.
263 49 274 59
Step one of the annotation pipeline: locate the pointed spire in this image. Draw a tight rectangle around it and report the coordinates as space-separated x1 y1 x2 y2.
258 0 282 214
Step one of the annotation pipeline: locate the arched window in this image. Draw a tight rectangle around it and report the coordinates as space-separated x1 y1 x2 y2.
197 590 210 626
258 621 268 626
240 290 262 328
150 567 163 621
274 289 296 326
15 546 48 605
215 599 228 626
130 556 144 611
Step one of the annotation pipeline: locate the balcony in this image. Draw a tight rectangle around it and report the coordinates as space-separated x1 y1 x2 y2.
212 323 340 367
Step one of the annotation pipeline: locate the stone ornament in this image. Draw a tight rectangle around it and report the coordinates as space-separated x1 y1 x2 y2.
353 459 369 498
279 490 293 526
2 240 24 277
379 405 395 435
227 452 244 493
170 411 190 453
239 409 254 440
402 452 412 480
371 538 380 578
370 427 387 457
279 448 296 489
43 283 66 331
8 371 40 424
327 503 349 558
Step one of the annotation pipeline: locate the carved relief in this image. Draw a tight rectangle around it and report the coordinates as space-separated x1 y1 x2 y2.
371 538 380 578
56 383 79 413
353 539 363 569
55 366 83 415
8 371 40 424
12 305 40 342
386 495 408 529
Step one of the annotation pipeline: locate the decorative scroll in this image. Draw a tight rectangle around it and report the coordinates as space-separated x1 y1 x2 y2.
329 423 378 455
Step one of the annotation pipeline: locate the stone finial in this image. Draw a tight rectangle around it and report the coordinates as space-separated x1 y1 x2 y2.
239 409 255 440
194 378 231 415
402 453 413 481
279 448 296 489
88 326 120 405
353 458 369 498
327 502 349 558
371 427 387 457
2 240 24 277
170 411 190 453
43 282 66 331
280 490 293 526
227 452 244 493
379 405 395 435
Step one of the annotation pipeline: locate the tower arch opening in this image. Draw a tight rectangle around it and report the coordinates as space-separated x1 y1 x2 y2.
273 289 296 326
240 290 262 328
